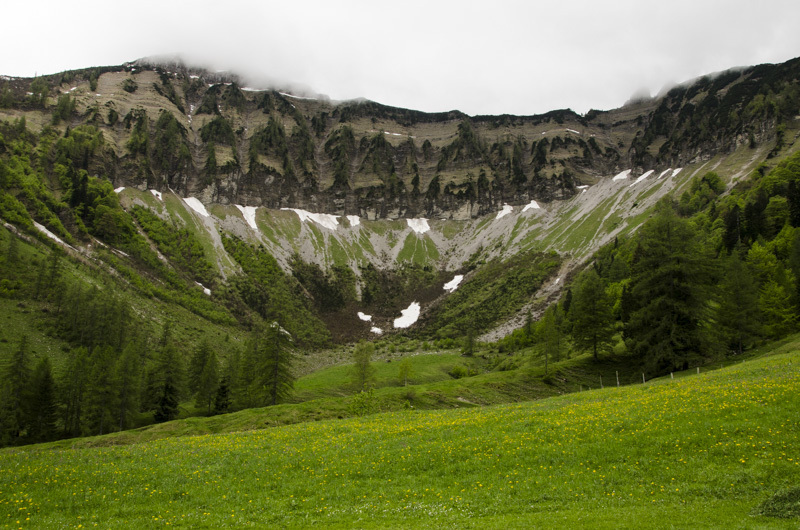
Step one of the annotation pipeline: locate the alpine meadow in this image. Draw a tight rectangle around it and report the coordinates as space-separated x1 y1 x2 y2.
0 54 799 527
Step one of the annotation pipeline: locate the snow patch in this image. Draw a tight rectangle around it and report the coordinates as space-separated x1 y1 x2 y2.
33 222 66 246
522 200 541 212
629 170 655 187
370 327 383 335
394 302 421 328
149 189 163 201
443 275 463 293
241 87 262 92
357 312 372 322
279 92 317 101
114 187 125 194
555 277 561 284
612 169 632 181
658 168 672 179
496 204 513 219
235 205 259 230
672 167 683 177
282 208 339 230
566 128 581 135
196 282 212 296
576 185 589 189
407 218 430 234
346 215 361 227
184 197 210 217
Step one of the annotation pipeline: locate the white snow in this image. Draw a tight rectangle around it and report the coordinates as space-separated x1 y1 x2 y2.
241 87 262 92
114 187 125 193
443 275 464 293
346 215 361 227
357 312 372 322
196 282 212 296
282 208 339 230
235 205 259 230
658 168 672 179
496 204 513 219
629 169 655 187
672 167 683 177
522 200 541 212
33 222 66 246
555 277 561 284
393 302 421 329
184 197 210 217
407 218 430 234
149 189 163 201
566 128 581 135
612 169 632 181
189 75 199 79
370 327 383 334
576 185 589 189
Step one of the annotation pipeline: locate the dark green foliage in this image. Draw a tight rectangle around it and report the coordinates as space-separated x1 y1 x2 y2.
27 357 57 443
624 203 714 374
152 343 184 423
151 111 191 174
200 116 236 146
437 119 487 172
125 108 149 155
290 256 356 312
28 78 49 108
678 172 725 215
241 323 296 406
570 269 615 360
52 94 76 125
153 70 185 113
425 251 560 339
122 78 137 93
324 125 355 188
213 376 231 414
359 263 438 311
195 351 219 414
0 336 31 444
221 235 331 348
715 254 761 354
60 347 89 437
115 341 142 431
84 345 118 435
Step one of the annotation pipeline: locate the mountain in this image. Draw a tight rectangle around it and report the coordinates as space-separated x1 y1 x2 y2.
1 55 800 446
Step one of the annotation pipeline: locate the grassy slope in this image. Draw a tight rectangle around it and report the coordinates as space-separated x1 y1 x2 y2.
1 343 798 528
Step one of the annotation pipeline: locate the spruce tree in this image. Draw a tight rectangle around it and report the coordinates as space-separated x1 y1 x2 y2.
570 269 615 360
195 351 219 415
715 254 761 355
213 376 231 415
152 343 183 423
60 347 89 437
1 336 32 444
28 357 57 443
85 345 118 436
259 322 295 406
624 203 713 375
115 342 142 431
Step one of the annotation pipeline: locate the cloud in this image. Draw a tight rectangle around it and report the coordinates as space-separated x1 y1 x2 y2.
2 0 800 116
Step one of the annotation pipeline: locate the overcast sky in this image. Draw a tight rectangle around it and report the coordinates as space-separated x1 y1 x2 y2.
3 1 799 116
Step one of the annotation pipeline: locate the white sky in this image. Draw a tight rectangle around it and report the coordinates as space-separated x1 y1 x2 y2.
3 1 800 116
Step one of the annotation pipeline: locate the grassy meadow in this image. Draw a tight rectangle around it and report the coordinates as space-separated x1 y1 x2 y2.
1 348 798 528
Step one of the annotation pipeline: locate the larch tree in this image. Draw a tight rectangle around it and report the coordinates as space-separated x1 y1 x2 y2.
570 269 615 360
352 341 376 391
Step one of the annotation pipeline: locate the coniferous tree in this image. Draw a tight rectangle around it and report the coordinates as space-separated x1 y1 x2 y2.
213 376 231 415
85 345 118 436
188 340 212 396
0 336 32 444
60 347 89 437
115 341 142 431
259 322 295 406
195 351 219 414
624 203 713 374
152 343 184 423
28 357 58 443
570 269 615 360
715 254 761 355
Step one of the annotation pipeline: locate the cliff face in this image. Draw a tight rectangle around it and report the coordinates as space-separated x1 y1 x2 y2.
1 57 798 219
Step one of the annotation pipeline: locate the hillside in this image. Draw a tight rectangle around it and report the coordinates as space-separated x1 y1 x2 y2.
1 55 800 450
1 343 797 527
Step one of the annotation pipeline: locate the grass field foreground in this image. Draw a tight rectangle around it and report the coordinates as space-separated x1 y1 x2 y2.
1 351 798 528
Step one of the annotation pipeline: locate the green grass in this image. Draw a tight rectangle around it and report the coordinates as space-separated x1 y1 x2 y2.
2 347 798 527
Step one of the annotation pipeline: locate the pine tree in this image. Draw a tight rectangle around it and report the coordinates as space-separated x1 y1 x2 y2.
195 351 219 415
351 341 376 391
85 345 118 436
115 341 142 431
624 203 714 375
259 322 295 406
28 357 57 443
570 269 615 360
213 376 231 415
151 343 184 423
60 347 89 437
0 336 32 444
715 254 761 355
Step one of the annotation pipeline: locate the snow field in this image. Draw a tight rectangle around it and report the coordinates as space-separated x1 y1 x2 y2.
407 218 430 234
496 204 513 219
183 197 210 217
394 302 421 328
235 205 259 230
282 208 340 230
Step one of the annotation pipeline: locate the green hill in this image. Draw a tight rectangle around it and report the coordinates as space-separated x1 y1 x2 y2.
1 341 798 527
